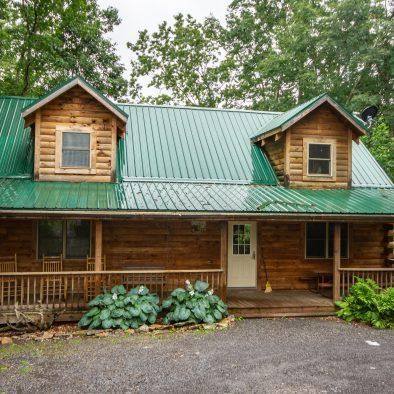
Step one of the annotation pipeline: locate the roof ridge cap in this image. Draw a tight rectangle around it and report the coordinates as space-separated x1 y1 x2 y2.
117 102 282 114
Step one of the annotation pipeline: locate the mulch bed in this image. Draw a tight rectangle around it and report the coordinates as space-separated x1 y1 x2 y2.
0 316 235 345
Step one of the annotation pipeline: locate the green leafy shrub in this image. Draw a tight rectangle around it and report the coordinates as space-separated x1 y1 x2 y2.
336 278 394 329
79 285 161 330
162 280 228 325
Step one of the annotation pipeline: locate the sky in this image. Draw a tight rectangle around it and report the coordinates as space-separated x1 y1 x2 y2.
98 0 230 78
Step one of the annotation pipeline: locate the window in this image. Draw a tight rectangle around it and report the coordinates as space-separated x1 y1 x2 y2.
38 220 91 259
37 220 63 258
305 223 348 259
308 143 332 175
233 224 251 255
62 131 90 168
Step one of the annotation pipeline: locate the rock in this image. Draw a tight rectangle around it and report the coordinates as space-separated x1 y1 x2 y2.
148 324 166 331
125 329 135 335
85 330 97 336
41 332 54 340
217 318 231 329
202 324 216 330
95 331 109 338
54 333 73 339
0 337 13 345
138 324 149 333
73 330 88 337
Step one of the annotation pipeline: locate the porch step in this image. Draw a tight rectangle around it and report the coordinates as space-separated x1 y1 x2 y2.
229 306 337 318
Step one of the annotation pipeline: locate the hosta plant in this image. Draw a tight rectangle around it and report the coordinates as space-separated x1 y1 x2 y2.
162 280 228 325
79 285 161 330
336 278 394 329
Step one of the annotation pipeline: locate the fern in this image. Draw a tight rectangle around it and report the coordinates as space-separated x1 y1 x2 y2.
336 278 394 329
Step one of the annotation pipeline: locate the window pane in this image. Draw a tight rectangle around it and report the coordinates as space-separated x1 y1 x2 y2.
62 132 90 167
309 144 331 159
38 220 63 258
66 220 90 259
62 150 90 167
232 224 251 255
306 223 326 258
308 159 330 175
306 239 326 258
63 132 90 149
328 223 348 258
243 224 251 246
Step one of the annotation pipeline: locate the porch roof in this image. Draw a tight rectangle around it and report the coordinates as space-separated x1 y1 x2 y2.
0 178 393 216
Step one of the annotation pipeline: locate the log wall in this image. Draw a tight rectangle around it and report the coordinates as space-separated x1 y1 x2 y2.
287 103 352 188
263 138 285 183
0 219 221 272
0 219 387 290
35 85 116 182
102 220 221 270
260 104 354 188
257 221 387 290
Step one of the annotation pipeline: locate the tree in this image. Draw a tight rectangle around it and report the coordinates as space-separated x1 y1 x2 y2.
127 0 393 117
362 117 394 180
0 0 127 99
128 14 225 106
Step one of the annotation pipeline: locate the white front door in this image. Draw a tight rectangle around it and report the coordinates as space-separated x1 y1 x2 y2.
227 221 257 287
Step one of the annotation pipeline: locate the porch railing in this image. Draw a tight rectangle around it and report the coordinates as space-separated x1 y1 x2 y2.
339 268 393 297
0 269 224 313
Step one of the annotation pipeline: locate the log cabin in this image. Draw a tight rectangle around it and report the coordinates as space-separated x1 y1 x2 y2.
0 77 393 321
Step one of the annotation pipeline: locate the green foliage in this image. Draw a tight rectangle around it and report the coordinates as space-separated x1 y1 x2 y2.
162 280 228 325
128 0 392 119
128 14 225 107
78 285 161 330
336 278 394 329
362 117 394 180
0 0 127 98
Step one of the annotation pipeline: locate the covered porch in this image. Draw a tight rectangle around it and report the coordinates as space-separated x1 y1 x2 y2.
0 217 392 321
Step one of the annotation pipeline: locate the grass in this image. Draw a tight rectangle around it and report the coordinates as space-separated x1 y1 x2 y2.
19 360 32 374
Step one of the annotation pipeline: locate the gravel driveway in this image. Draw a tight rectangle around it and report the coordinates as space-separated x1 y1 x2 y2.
0 317 393 393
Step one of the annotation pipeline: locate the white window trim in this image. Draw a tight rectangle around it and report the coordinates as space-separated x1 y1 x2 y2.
303 138 336 181
304 222 349 260
55 125 96 175
36 220 92 260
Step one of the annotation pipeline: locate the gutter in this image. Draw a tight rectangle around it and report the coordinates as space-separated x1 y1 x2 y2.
0 209 392 222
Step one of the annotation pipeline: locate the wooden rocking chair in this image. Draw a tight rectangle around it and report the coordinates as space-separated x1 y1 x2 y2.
0 254 18 302
41 255 65 304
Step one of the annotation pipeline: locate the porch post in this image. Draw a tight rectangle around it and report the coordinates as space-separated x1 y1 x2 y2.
333 223 341 303
95 220 103 271
220 221 228 301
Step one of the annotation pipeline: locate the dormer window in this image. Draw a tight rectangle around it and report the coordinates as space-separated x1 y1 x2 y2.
62 131 90 168
55 125 97 175
307 143 332 176
303 138 336 181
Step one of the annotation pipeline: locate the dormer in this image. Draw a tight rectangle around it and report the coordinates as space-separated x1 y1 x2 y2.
22 77 128 182
251 94 367 189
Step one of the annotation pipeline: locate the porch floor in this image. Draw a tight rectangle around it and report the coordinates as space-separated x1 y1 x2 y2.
227 289 336 318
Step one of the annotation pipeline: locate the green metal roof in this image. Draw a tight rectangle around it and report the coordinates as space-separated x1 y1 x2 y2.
0 96 35 177
0 178 392 215
251 94 368 140
0 96 392 217
117 104 279 184
352 142 393 188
